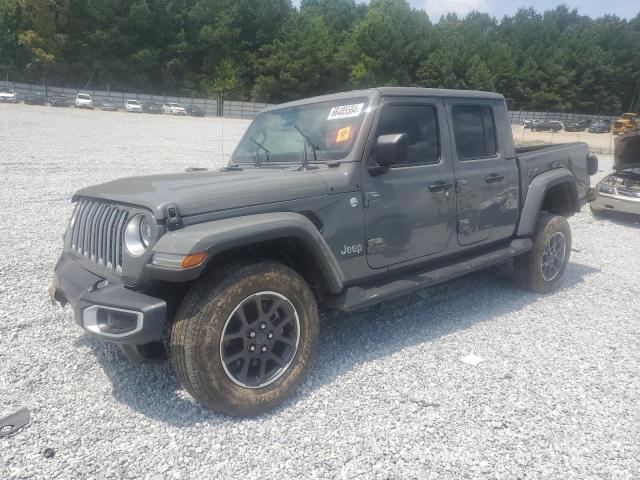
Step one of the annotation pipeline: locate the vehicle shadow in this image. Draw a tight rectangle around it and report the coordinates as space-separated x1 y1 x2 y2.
591 210 640 229
77 260 600 426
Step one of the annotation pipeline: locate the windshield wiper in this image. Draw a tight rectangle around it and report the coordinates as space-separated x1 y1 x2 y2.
248 136 270 166
293 125 319 169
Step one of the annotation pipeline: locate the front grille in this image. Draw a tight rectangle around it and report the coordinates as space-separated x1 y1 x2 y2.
70 198 129 271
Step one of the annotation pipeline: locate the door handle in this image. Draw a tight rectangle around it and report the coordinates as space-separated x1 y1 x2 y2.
428 181 453 192
485 173 505 183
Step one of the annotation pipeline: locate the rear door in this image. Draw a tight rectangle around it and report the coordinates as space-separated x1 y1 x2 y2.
447 101 519 246
362 97 456 269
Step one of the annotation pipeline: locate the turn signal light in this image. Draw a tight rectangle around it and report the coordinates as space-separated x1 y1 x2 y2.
181 252 208 269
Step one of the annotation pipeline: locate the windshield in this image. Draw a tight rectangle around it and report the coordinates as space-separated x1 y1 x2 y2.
170 103 182 107
233 97 369 164
128 100 139 105
78 94 90 99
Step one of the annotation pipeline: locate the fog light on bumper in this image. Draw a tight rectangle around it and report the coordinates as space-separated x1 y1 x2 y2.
83 305 143 337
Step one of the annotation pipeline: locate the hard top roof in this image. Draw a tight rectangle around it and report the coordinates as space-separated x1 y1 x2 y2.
261 87 504 113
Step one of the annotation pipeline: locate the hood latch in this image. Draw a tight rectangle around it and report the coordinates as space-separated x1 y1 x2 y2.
166 204 183 231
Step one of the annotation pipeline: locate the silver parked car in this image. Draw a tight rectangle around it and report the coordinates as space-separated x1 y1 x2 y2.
0 87 18 103
591 132 640 216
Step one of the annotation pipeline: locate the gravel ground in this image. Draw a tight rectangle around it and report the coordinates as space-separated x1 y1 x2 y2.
2 103 640 479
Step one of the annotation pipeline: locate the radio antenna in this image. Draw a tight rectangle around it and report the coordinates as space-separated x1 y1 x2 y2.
220 95 225 165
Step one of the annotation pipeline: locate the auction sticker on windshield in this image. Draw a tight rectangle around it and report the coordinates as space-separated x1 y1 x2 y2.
327 103 364 120
336 126 352 142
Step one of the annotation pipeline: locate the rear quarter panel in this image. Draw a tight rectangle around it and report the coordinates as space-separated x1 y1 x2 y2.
516 142 591 209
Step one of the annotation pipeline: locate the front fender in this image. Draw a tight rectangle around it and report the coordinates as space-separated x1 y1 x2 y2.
145 212 345 293
516 167 578 237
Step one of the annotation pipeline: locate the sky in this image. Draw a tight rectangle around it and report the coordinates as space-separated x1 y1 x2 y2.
414 0 638 21
295 1 639 21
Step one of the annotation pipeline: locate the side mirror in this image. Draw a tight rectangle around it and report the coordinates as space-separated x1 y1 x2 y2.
374 133 409 168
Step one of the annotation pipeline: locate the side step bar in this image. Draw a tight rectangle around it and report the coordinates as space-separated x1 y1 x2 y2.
328 239 533 312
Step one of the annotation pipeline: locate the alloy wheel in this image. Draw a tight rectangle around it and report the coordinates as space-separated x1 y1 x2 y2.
219 291 300 389
541 231 566 281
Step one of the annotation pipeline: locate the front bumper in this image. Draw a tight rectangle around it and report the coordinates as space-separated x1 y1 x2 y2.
591 192 640 216
50 255 167 344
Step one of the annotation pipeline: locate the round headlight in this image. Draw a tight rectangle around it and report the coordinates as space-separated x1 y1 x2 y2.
140 216 152 247
124 215 152 256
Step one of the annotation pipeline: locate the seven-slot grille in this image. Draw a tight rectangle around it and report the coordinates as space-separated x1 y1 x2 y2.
70 198 129 271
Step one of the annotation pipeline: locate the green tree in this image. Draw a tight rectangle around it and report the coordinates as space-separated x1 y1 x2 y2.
252 11 336 101
338 0 431 88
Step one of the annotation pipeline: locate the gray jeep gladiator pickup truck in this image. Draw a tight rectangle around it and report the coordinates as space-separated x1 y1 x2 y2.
51 87 598 416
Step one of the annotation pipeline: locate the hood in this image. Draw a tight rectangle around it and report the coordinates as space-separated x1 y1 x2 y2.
614 132 640 171
74 167 328 220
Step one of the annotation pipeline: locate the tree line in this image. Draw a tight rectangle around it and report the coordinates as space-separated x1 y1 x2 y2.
1 0 639 114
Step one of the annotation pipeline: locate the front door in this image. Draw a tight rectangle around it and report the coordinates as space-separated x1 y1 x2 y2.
446 101 519 246
362 98 456 269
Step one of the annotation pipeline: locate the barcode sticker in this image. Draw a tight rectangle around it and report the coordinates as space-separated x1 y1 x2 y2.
327 103 364 120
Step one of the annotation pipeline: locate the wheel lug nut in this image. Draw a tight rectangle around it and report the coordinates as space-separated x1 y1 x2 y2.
267 332 273 339
247 330 256 338
248 344 256 352
261 345 267 352
260 323 266 330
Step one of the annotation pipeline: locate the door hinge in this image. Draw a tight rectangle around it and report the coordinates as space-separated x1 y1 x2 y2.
363 191 381 208
367 237 385 254
457 219 471 234
455 179 468 193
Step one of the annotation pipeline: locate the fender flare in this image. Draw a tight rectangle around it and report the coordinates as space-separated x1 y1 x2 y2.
516 168 578 237
146 212 345 293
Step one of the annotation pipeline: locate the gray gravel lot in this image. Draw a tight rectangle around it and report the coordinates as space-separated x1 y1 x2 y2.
2 103 640 479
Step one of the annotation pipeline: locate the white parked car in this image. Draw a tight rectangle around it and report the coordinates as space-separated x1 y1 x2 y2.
75 93 94 109
125 99 143 113
0 88 18 103
162 102 186 115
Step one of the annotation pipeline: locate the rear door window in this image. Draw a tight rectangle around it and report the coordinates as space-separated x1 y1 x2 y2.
452 105 498 160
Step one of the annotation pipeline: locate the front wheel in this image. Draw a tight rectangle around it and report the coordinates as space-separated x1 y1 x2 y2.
170 261 319 416
514 214 571 293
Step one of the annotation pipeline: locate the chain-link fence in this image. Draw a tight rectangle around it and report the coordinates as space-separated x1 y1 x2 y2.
508 109 618 125
0 81 624 154
0 81 272 118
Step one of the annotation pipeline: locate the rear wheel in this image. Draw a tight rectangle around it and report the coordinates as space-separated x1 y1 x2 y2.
514 214 571 293
170 261 319 416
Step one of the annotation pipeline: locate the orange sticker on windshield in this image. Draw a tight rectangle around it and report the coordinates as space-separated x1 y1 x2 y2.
336 126 351 143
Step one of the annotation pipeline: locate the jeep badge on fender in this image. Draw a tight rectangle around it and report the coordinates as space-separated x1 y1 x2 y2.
340 243 363 256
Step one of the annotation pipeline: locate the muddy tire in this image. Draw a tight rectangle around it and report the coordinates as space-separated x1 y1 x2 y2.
170 261 319 416
514 214 571 293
